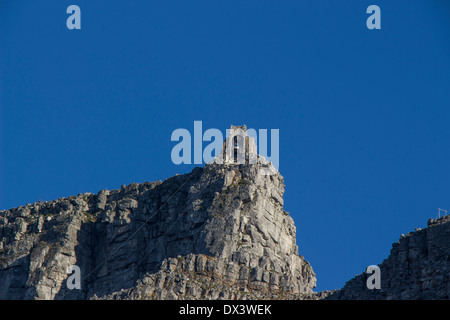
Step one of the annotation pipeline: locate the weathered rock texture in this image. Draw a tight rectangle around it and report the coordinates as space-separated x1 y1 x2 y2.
0 158 316 300
327 215 450 300
3 124 449 300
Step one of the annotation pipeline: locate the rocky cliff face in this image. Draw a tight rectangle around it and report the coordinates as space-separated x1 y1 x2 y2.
0 160 316 300
327 215 450 300
3 121 448 300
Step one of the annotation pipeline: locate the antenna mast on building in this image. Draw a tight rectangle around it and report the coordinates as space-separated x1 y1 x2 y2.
438 208 447 218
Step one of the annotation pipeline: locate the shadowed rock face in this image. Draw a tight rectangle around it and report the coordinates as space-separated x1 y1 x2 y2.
326 215 450 300
0 160 316 300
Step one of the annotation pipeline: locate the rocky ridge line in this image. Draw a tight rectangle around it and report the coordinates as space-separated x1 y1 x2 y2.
0 159 316 300
327 215 450 300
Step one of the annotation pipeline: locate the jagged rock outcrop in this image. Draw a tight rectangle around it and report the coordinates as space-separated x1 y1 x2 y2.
327 215 450 300
0 127 316 300
93 254 326 300
3 123 448 300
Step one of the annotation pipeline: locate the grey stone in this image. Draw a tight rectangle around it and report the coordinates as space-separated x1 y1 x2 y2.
0 135 316 300
326 215 450 300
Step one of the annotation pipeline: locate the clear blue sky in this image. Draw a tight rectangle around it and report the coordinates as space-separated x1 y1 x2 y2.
1 0 449 292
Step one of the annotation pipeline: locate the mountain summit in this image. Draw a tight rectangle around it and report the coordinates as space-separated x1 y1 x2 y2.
2 125 449 300
0 125 316 300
